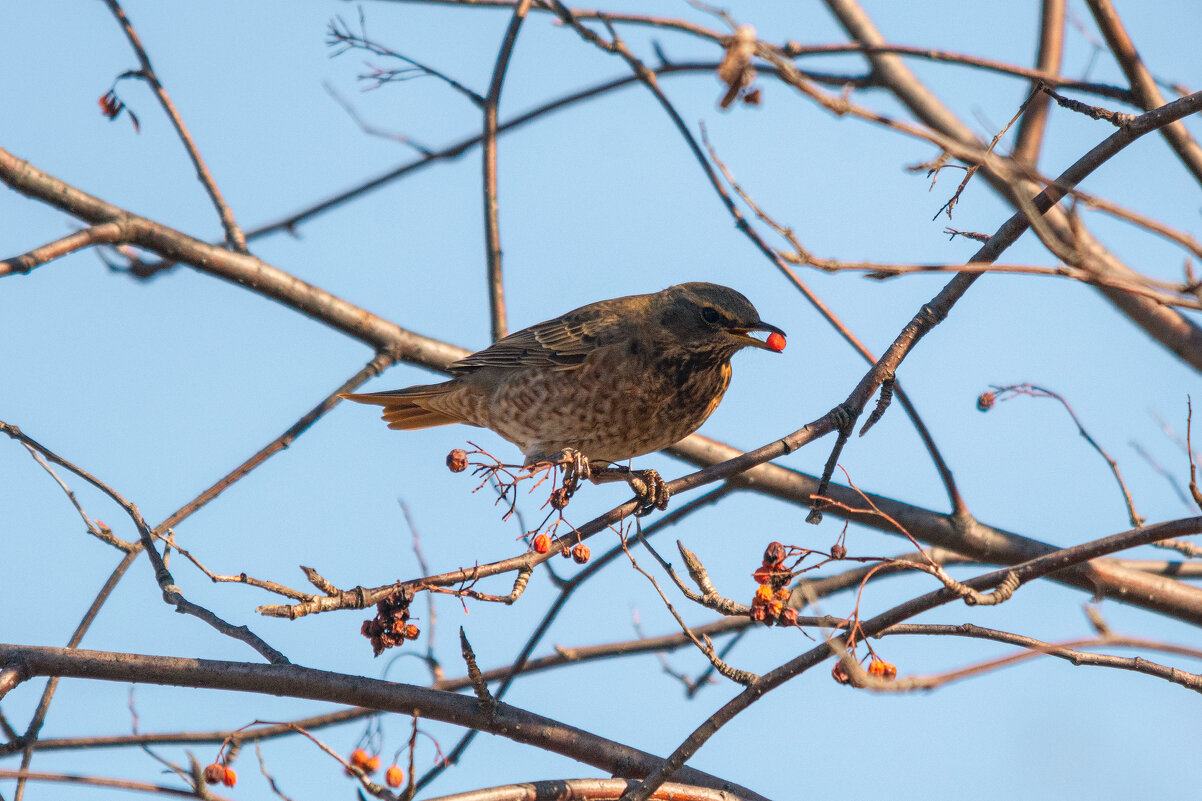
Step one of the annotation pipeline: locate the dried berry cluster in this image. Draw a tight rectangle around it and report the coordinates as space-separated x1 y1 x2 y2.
868 657 898 680
348 748 381 775
750 541 797 626
530 532 590 564
831 656 898 686
348 749 407 787
202 762 237 788
361 592 420 656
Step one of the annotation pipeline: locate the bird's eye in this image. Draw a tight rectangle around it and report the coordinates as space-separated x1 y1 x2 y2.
701 306 720 324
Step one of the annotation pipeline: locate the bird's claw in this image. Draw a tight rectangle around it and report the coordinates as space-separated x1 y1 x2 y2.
628 469 670 517
552 448 591 495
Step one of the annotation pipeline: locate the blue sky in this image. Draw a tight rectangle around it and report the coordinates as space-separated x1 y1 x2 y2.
3 2 1201 799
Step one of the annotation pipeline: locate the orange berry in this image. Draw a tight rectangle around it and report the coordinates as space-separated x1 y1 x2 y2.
404 623 420 639
365 755 381 774
221 767 237 787
868 658 897 679
977 391 996 412
350 749 370 769
532 533 551 554
766 331 786 352
385 765 404 788
203 763 225 785
754 585 774 603
571 543 590 564
775 587 790 600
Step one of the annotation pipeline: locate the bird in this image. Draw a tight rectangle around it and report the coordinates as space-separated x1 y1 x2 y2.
342 282 785 512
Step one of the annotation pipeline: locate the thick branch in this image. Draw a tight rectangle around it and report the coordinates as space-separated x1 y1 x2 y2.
0 645 768 801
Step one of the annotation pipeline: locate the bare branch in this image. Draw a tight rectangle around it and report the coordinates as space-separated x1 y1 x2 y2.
0 223 124 278
101 0 248 252
0 645 770 801
481 0 533 342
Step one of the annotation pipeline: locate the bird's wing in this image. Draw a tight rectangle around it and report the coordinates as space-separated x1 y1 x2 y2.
450 306 620 372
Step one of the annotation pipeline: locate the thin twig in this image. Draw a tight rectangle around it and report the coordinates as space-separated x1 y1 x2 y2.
622 513 1202 801
481 0 532 342
986 384 1144 527
101 0 248 252
0 223 124 278
156 351 396 532
1012 0 1065 165
1084 0 1202 184
20 445 134 550
1 420 288 665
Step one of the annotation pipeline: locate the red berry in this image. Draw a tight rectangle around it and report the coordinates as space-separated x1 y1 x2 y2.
532 533 551 554
766 331 786 352
221 767 237 787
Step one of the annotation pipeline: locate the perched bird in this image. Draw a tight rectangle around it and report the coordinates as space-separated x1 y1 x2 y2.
343 282 785 512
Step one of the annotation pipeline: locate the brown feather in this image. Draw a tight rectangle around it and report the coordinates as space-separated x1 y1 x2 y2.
341 389 463 430
383 407 459 430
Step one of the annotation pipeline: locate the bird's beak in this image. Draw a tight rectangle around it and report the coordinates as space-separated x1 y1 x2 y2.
731 321 787 352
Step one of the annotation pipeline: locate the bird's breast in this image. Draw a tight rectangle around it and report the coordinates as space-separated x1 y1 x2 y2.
483 344 733 462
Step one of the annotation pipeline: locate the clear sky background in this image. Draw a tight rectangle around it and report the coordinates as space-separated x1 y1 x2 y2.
3 1 1201 799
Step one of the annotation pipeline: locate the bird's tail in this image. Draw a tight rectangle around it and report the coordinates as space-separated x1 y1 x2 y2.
340 384 461 431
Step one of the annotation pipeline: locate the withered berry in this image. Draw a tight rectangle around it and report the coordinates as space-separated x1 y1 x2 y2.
446 448 469 472
763 541 787 567
571 543 590 564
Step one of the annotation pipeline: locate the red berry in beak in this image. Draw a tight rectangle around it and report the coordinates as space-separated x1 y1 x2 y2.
766 331 786 352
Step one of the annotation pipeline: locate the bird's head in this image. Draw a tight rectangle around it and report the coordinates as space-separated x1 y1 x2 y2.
656 282 786 357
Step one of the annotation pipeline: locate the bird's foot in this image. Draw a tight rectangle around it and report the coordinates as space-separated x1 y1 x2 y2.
628 468 670 517
545 448 591 496
590 465 670 516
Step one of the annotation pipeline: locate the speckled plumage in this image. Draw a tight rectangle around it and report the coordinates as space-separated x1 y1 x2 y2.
343 283 784 465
